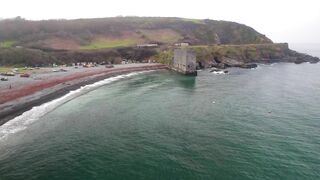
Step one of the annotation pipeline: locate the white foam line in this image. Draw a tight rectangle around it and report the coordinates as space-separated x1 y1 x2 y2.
212 71 226 75
0 71 149 141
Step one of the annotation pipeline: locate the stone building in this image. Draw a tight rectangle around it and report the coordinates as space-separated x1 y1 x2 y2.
172 48 197 76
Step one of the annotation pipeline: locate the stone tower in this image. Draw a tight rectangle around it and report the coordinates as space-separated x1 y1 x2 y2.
173 48 197 76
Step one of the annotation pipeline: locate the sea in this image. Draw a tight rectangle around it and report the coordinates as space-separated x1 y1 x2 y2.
290 43 320 58
0 58 320 179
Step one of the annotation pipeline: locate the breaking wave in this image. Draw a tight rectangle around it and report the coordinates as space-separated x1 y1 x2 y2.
0 71 149 141
212 71 227 75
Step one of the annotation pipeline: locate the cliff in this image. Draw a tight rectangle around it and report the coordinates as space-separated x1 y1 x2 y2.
0 17 318 67
191 44 319 68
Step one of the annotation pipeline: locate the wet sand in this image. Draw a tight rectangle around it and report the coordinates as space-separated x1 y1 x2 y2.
0 63 167 125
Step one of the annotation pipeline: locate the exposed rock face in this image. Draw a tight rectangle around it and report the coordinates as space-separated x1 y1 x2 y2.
288 50 320 64
239 63 258 69
215 63 227 69
208 57 257 69
193 43 319 70
220 57 243 67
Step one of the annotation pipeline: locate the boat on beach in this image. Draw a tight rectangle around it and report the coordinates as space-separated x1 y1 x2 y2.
20 73 31 78
1 72 15 76
0 77 8 81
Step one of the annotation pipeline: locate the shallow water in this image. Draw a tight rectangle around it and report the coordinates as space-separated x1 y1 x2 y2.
0 63 319 179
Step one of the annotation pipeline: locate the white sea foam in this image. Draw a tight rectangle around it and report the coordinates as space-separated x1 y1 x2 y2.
212 71 226 75
0 71 148 141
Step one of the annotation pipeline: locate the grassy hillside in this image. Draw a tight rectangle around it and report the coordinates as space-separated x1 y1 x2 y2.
1 17 315 67
0 40 16 48
80 38 137 50
0 17 272 50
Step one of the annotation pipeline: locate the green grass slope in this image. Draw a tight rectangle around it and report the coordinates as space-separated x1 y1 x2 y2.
0 17 272 50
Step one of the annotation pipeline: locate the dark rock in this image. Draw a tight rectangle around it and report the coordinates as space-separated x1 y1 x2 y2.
197 61 205 69
294 61 304 64
240 63 258 69
210 59 219 67
289 50 320 64
213 57 221 63
215 63 227 69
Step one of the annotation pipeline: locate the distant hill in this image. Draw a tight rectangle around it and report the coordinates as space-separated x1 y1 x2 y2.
1 17 317 67
0 17 272 50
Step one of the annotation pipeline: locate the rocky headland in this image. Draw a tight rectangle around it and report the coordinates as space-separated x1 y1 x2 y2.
193 43 319 69
0 17 318 69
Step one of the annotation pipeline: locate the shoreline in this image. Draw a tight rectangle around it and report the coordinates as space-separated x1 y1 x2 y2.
0 64 168 126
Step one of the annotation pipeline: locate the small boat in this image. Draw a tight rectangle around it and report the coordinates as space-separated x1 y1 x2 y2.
83 64 94 68
1 77 8 81
1 72 15 76
20 73 30 78
105 65 114 68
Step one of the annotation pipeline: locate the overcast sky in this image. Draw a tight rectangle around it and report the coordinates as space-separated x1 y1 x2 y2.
1 0 319 44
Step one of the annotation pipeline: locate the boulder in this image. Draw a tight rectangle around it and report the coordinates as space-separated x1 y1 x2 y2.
215 63 227 69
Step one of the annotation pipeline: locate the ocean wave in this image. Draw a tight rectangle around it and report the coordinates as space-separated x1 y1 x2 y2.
212 71 227 75
0 71 148 141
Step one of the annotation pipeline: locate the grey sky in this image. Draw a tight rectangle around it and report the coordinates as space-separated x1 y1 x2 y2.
1 0 319 43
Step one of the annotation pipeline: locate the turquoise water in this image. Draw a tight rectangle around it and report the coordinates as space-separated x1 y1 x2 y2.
0 63 320 179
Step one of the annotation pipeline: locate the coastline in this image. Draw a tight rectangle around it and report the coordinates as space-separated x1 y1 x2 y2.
0 64 168 125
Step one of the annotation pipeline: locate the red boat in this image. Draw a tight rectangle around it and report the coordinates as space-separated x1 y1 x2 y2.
20 73 31 78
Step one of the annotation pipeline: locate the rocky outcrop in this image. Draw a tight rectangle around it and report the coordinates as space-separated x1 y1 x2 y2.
204 57 258 69
239 63 258 69
288 50 320 64
193 43 319 70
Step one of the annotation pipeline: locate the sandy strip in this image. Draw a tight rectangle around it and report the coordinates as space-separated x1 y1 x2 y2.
0 63 167 125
